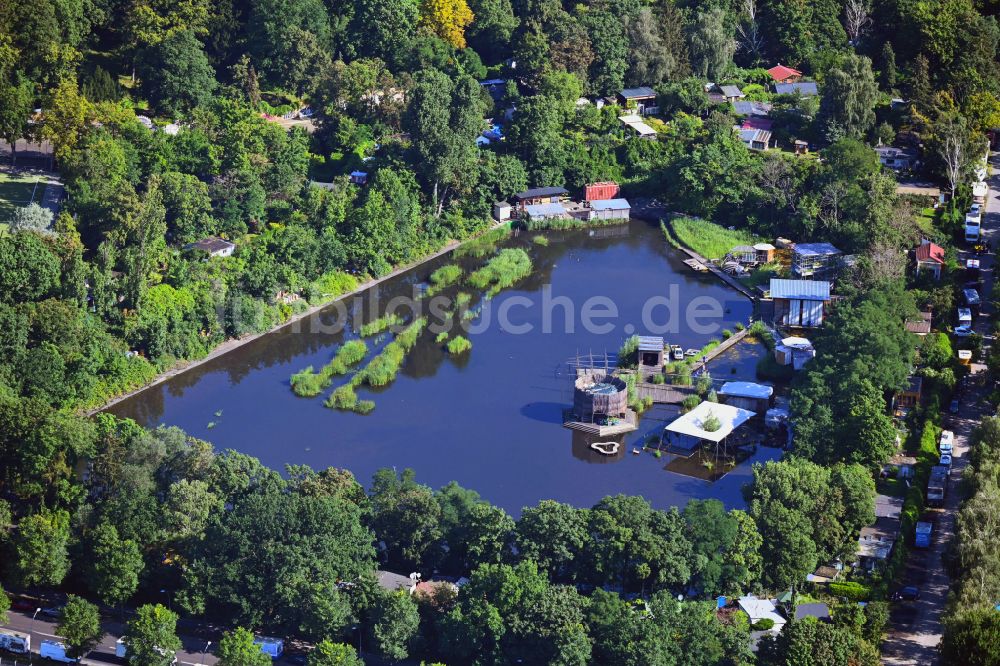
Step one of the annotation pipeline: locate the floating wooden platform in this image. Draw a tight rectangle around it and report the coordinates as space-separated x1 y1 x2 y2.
684 258 709 272
563 409 638 436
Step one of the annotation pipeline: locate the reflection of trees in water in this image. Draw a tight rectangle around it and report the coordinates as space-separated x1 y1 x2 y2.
401 333 447 379
107 385 166 427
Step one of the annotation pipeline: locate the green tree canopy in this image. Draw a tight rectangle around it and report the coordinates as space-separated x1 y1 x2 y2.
56 596 104 658
124 604 182 666
217 627 272 666
137 29 216 116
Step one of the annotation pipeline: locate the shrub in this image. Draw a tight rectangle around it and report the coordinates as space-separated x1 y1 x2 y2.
532 235 550 246
695 372 713 396
455 292 472 307
454 226 510 259
355 318 427 388
752 619 775 631
828 581 871 601
435 331 448 343
360 313 405 337
734 322 745 331
426 264 463 296
326 383 358 410
467 248 533 296
290 339 369 397
747 320 775 349
308 271 360 304
618 335 639 368
446 336 472 354
722 329 733 339
681 395 701 411
703 411 722 432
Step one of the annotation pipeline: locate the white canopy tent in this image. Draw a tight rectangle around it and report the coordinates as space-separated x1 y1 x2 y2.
664 401 756 443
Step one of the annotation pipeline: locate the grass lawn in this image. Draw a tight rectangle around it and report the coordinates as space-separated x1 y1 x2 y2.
740 261 785 288
670 216 761 261
0 170 44 223
877 477 909 498
914 207 936 236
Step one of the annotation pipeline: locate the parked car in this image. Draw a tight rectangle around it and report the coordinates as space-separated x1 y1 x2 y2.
955 325 974 337
949 399 960 414
10 597 37 612
940 453 953 467
892 586 921 601
40 605 64 620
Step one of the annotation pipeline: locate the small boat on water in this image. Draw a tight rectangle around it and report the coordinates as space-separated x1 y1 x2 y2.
670 345 684 360
632 448 642 455
684 348 699 357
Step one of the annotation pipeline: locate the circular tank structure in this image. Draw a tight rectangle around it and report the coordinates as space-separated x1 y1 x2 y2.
573 372 628 422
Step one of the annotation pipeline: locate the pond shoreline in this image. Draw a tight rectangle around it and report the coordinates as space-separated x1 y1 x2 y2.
87 231 489 416
106 218 766 513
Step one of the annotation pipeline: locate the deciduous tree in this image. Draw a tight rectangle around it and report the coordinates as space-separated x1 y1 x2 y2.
307 641 365 666
137 29 216 116
125 604 182 666
56 596 104 658
88 522 144 607
11 508 71 587
217 627 271 666
420 0 475 48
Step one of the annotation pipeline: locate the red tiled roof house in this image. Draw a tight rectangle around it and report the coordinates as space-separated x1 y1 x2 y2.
915 240 945 280
767 64 803 84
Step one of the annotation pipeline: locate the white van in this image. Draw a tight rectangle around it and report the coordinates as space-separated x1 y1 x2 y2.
939 430 954 453
39 640 78 663
116 638 177 664
973 181 988 204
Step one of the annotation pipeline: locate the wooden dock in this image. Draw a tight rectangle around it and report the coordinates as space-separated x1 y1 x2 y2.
634 382 697 404
563 409 638 436
684 257 709 272
659 218 759 300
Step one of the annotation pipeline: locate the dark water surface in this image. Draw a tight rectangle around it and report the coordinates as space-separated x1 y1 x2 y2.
109 220 777 514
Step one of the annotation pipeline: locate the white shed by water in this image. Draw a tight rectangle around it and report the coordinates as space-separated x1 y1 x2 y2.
774 336 815 369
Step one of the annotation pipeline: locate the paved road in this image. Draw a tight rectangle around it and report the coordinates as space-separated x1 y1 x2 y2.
1 608 218 666
881 150 999 664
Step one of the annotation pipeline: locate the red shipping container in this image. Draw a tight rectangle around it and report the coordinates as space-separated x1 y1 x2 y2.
584 181 620 202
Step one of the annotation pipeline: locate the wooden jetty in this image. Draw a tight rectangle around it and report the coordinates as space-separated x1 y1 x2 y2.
684 257 709 272
563 408 638 436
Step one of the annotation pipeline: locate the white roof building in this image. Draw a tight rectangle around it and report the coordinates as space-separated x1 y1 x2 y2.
619 114 657 137
524 202 569 220
664 401 755 443
719 382 773 400
738 596 786 633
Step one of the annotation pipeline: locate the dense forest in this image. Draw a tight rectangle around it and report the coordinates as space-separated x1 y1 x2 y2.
1 0 1000 663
